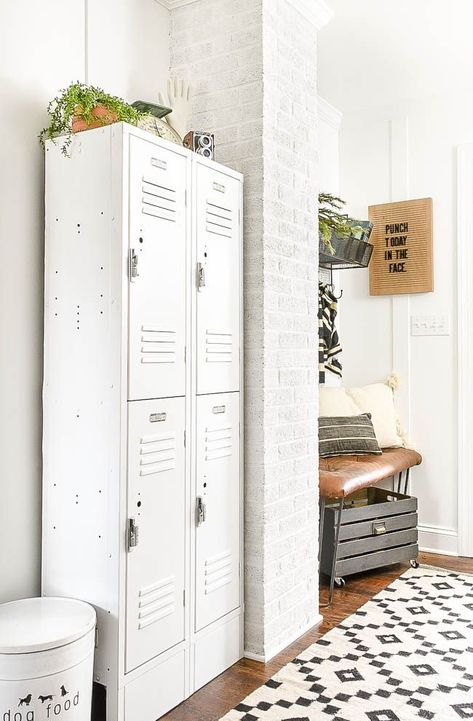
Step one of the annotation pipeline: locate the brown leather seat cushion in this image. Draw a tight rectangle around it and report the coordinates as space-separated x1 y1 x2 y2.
319 447 422 500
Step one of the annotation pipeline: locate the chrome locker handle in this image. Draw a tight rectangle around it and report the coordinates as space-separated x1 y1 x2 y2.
127 517 139 550
197 262 206 290
196 496 206 526
129 249 139 282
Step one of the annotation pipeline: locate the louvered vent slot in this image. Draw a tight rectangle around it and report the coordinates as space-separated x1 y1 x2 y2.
138 576 175 629
141 326 176 365
142 177 177 222
205 425 232 461
204 550 232 595
205 330 232 364
140 432 176 475
206 201 232 238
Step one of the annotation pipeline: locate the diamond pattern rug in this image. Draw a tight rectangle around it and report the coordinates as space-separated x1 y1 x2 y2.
221 567 473 721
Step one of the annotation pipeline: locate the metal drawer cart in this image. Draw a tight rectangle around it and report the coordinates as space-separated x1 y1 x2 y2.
320 482 419 604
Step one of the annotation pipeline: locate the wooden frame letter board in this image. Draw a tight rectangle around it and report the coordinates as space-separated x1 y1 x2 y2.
369 197 433 295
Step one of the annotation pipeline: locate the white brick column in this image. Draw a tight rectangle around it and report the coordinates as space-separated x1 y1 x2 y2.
169 0 332 660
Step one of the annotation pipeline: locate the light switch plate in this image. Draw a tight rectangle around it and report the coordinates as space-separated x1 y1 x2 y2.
410 315 450 336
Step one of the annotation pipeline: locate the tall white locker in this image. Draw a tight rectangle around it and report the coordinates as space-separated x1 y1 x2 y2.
42 123 243 721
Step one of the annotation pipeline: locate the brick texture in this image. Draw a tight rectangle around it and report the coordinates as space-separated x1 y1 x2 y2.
171 0 319 659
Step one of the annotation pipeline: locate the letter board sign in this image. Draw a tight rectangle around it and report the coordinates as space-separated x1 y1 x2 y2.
368 197 433 295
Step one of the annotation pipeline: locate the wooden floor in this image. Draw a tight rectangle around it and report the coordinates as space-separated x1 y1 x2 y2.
163 552 472 721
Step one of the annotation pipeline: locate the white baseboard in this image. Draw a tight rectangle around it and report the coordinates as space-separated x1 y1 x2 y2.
418 523 458 557
244 613 323 663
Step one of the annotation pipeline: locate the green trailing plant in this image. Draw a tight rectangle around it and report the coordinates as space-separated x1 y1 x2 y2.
319 192 364 255
39 81 144 156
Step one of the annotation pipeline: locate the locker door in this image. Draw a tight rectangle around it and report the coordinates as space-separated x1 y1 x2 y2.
195 164 240 394
126 397 186 672
128 136 188 401
195 393 240 631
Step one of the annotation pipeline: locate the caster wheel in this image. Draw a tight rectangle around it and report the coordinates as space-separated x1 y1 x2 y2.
334 577 346 588
410 559 419 569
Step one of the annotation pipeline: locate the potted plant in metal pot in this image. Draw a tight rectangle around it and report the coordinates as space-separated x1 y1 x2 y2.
318 193 374 268
39 82 144 156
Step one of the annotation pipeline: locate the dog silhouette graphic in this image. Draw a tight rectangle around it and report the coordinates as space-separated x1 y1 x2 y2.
60 685 69 697
18 694 32 706
38 695 54 703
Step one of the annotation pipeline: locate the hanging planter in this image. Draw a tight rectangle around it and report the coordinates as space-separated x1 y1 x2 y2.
319 193 374 269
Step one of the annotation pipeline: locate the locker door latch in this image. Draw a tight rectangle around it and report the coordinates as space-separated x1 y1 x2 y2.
197 262 206 290
196 496 206 526
127 517 139 550
129 249 139 282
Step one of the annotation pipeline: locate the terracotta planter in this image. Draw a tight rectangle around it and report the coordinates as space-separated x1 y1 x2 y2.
72 104 119 133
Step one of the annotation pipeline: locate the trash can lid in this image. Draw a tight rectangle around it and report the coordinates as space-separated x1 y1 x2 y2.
0 597 96 654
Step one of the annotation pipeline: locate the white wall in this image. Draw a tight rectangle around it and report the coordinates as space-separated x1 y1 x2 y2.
339 93 473 555
318 98 341 196
0 0 170 603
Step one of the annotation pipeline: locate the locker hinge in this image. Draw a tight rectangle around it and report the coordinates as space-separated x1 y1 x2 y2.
127 517 139 551
184 429 186 447
238 208 241 226
185 189 188 207
128 248 139 282
95 627 99 648
183 589 186 607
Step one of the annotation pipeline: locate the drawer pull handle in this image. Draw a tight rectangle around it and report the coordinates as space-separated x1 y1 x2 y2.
373 522 386 536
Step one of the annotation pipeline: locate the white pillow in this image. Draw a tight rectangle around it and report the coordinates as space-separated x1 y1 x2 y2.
319 386 360 417
319 382 404 449
347 383 403 449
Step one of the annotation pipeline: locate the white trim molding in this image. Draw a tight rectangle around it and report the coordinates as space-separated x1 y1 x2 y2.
154 0 198 10
244 613 323 663
286 0 333 29
156 0 334 26
457 144 473 558
318 96 343 130
418 524 458 557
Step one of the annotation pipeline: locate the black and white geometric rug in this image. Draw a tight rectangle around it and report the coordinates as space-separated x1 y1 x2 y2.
222 567 473 721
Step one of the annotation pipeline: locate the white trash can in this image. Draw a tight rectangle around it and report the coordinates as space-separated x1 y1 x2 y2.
0 597 96 721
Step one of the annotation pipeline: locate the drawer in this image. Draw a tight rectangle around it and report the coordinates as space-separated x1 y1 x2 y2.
337 528 418 559
339 511 418 541
337 487 417 523
336 543 418 577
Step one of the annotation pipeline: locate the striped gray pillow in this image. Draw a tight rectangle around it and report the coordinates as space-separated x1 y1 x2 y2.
319 414 382 458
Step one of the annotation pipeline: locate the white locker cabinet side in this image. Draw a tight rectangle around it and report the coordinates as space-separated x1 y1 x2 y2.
195 393 240 631
195 162 241 395
42 125 125 720
128 136 188 401
43 123 243 721
126 397 186 672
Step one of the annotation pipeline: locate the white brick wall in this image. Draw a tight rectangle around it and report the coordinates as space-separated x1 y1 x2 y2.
171 0 320 659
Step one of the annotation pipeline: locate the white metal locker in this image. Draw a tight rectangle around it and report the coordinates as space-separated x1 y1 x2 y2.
195 163 241 395
128 136 188 401
42 124 243 721
195 393 240 631
126 397 186 672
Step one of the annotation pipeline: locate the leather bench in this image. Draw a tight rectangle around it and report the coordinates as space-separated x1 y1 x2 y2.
320 447 422 500
319 447 422 605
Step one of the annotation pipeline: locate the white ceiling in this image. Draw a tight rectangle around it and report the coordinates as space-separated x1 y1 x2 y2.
318 0 473 113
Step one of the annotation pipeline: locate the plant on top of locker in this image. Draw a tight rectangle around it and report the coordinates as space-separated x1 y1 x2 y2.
39 82 146 156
